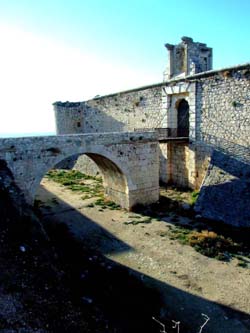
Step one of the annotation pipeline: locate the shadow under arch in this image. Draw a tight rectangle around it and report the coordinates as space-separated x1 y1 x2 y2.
86 152 128 205
35 149 131 209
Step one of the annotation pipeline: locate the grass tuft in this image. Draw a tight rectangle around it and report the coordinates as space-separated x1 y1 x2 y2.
190 190 199 206
124 217 152 225
169 227 243 261
94 198 120 210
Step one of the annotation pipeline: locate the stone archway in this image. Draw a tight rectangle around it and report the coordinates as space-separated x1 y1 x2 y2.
84 152 127 206
177 99 189 137
39 151 129 209
54 152 126 200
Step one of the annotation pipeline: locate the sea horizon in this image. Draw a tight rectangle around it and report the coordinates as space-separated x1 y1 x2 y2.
0 132 56 138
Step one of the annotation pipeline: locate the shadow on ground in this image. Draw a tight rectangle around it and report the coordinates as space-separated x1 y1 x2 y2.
35 186 250 333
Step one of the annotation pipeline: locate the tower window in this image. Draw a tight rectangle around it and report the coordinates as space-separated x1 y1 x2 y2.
203 57 208 70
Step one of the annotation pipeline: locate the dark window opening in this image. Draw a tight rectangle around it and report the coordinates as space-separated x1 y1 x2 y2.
177 99 189 137
203 57 208 70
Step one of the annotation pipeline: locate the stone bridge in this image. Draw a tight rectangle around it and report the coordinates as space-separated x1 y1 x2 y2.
0 132 159 210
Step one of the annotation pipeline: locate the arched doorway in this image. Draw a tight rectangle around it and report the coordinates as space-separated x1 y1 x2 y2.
177 99 189 137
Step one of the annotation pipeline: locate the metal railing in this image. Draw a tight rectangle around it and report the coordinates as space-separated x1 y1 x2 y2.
135 127 189 139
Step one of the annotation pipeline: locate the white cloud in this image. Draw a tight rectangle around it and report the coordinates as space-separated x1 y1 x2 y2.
0 23 158 135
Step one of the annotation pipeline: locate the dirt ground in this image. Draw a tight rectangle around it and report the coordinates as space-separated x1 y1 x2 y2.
36 177 250 333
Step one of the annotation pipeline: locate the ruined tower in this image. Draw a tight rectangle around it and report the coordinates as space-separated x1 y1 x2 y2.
164 36 213 80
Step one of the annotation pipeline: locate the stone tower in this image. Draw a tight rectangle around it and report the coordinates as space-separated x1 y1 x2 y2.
164 36 213 80
53 101 85 135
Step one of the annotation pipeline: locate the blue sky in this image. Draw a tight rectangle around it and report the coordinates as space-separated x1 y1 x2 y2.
0 0 249 135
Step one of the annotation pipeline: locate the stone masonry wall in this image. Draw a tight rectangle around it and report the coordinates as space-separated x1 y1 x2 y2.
196 67 250 152
55 155 100 177
54 84 164 135
85 86 164 132
54 80 197 184
167 142 189 188
194 66 250 186
195 150 250 227
54 64 250 203
54 84 165 177
194 66 250 226
54 102 85 134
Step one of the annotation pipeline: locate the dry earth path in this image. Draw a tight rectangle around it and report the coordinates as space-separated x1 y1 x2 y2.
36 177 250 333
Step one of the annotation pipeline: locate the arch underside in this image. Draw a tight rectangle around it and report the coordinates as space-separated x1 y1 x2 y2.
86 153 128 208
50 152 129 209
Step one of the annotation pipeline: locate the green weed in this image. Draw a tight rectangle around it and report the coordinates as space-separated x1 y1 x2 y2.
81 195 92 200
169 227 190 244
94 198 120 210
124 217 152 225
237 260 248 268
46 169 104 198
190 190 199 206
169 227 244 261
128 215 141 219
46 169 101 183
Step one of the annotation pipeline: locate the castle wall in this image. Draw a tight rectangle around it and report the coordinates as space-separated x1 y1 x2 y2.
161 65 250 190
195 150 250 227
54 84 165 136
54 64 250 196
85 85 164 132
54 102 85 134
194 66 250 186
54 84 167 178
193 66 250 225
197 67 250 150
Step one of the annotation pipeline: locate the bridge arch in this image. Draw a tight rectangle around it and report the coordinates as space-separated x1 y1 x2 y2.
35 148 133 209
